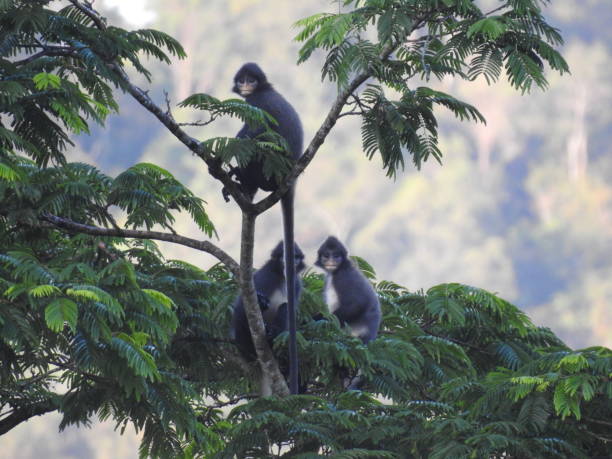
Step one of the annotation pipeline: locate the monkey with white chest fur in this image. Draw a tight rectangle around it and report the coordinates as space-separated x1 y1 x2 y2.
315 236 381 345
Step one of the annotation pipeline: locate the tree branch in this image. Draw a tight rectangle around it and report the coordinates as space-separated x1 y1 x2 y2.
107 61 252 209
251 39 402 216
40 213 240 277
67 0 250 209
12 46 78 66
0 399 58 435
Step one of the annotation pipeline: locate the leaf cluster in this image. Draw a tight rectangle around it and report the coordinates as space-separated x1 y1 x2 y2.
199 276 611 458
0 153 215 236
0 0 185 166
294 0 568 176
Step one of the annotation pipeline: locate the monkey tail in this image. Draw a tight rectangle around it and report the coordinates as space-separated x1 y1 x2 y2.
281 187 299 395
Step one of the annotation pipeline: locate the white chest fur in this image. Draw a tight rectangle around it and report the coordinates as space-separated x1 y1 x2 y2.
324 274 340 313
268 285 287 309
262 286 287 322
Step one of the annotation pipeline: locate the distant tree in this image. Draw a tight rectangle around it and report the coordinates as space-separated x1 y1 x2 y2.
2 0 609 457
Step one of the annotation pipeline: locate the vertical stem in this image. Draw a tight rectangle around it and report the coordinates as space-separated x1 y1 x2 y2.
239 210 289 396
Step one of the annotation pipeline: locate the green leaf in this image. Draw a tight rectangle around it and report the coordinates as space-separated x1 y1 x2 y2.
467 17 506 41
45 298 78 332
29 284 61 298
0 162 23 181
557 353 589 372
66 288 101 302
142 289 175 309
33 72 62 90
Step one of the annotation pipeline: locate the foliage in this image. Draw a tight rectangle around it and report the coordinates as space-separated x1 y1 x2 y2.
295 0 568 175
184 275 611 458
0 0 212 455
0 0 185 167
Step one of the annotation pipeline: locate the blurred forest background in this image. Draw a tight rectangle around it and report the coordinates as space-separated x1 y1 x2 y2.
4 0 611 457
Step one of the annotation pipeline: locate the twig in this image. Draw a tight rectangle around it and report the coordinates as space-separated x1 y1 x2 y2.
50 360 109 384
584 416 612 428
163 90 176 121
337 110 364 119
178 118 217 127
12 47 78 66
208 394 257 409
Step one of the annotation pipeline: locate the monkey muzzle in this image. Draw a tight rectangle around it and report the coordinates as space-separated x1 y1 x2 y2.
237 82 256 96
323 262 339 272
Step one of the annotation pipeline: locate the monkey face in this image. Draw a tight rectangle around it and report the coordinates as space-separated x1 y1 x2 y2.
270 241 306 275
318 252 343 272
279 252 306 274
235 75 258 96
316 236 349 272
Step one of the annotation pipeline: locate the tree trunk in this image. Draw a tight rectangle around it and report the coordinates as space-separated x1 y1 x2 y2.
238 211 289 396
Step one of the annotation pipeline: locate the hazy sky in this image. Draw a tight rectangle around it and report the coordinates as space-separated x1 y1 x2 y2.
101 0 155 26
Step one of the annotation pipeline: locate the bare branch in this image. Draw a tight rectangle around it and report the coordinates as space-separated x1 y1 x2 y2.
163 90 176 122
40 213 240 277
178 118 217 127
337 110 363 119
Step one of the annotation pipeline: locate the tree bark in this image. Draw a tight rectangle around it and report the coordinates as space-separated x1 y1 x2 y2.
0 400 58 435
238 211 289 396
40 213 240 278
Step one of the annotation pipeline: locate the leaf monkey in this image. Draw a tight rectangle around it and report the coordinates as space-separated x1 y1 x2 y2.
316 236 382 389
231 241 305 395
226 62 304 394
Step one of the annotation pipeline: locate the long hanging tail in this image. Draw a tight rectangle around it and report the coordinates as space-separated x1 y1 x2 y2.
281 188 298 394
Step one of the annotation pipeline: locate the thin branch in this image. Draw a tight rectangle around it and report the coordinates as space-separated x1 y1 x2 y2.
163 90 176 122
50 360 109 384
337 110 364 119
208 394 257 409
584 416 612 428
107 61 251 209
484 5 509 17
338 94 370 118
67 0 107 31
583 429 612 443
178 118 217 127
251 37 405 216
12 47 78 66
40 213 240 277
